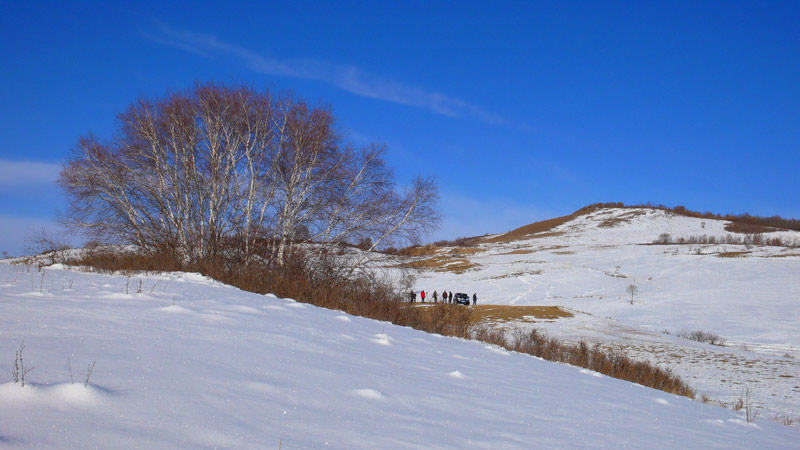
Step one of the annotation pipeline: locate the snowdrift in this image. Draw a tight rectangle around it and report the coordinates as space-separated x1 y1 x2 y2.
1 262 798 448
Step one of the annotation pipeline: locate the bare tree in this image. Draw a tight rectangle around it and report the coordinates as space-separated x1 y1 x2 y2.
626 284 638 304
59 82 439 263
25 228 71 264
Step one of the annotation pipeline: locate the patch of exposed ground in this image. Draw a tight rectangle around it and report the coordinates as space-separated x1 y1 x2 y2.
469 305 573 325
398 256 478 274
398 245 441 257
499 248 537 256
448 247 485 256
483 212 581 244
540 245 567 251
404 304 573 326
718 251 751 258
597 209 647 228
490 270 542 280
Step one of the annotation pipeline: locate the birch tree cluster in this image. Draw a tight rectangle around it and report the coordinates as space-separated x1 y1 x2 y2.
59 82 439 263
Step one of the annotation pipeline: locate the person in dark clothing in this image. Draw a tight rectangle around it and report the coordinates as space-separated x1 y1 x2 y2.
410 290 416 302
442 291 448 303
433 290 438 303
449 291 453 304
472 293 477 305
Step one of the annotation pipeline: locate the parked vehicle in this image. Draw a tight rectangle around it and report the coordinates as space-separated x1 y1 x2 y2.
453 293 470 305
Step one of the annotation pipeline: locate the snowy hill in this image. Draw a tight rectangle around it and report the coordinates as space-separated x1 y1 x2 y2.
1 261 799 448
396 207 800 422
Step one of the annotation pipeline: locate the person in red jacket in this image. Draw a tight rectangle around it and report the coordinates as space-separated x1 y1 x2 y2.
420 290 426 302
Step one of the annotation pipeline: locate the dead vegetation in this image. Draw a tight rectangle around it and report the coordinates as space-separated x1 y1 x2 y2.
469 305 572 324
397 244 441 257
598 209 647 228
725 222 778 234
450 247 485 256
483 214 580 244
717 251 751 258
499 248 537 255
397 255 478 274
490 270 542 279
652 233 798 248
677 330 727 346
62 248 697 399
472 326 695 398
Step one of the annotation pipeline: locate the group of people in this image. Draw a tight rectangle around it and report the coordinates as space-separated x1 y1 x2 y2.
409 290 478 305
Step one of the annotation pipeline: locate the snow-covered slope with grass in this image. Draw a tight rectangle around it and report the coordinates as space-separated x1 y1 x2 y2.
1 262 798 448
399 207 800 422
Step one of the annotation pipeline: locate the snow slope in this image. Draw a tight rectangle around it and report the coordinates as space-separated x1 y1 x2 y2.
1 262 798 448
398 208 800 420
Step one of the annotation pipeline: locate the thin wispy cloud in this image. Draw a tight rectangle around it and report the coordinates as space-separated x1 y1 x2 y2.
0 159 60 186
142 21 510 125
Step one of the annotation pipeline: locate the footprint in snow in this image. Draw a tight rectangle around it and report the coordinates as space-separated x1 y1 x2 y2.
579 368 603 378
484 345 509 356
449 370 466 379
158 305 192 314
653 398 670 406
371 333 391 345
262 305 287 311
352 388 384 400
227 305 260 314
335 316 351 322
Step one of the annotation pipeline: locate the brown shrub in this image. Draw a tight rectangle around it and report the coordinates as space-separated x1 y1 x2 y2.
472 326 695 398
65 248 473 338
725 222 775 234
66 248 693 399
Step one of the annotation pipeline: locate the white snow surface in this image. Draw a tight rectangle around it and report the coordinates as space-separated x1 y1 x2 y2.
1 259 799 448
399 208 800 420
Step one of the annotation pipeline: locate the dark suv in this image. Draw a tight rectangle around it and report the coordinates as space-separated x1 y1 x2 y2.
454 293 470 305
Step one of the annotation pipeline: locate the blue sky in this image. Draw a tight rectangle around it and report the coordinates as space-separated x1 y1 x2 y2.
1 1 799 255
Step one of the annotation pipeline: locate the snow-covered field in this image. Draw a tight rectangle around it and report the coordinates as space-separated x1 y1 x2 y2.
398 208 800 421
2 261 799 448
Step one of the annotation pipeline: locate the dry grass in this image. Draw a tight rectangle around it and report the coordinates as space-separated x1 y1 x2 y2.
409 305 572 325
717 251 751 258
398 255 478 274
597 210 647 228
469 305 573 324
65 247 696 400
398 244 440 257
65 249 475 338
450 247 485 256
490 270 542 279
725 222 777 234
472 326 695 398
483 213 583 244
499 249 537 255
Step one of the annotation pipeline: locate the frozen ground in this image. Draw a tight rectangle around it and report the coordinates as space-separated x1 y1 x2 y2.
398 208 800 421
1 261 799 448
